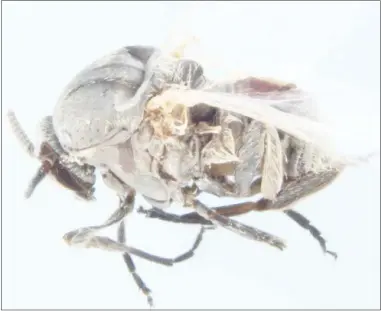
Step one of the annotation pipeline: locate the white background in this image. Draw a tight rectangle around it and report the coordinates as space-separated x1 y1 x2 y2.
2 1 380 309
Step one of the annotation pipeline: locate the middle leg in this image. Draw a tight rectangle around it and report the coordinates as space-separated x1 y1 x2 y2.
63 189 208 265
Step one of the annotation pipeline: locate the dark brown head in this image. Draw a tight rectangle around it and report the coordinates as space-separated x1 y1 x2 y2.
24 142 96 200
8 110 96 200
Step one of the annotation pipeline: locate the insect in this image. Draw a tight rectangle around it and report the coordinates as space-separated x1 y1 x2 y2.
8 44 368 307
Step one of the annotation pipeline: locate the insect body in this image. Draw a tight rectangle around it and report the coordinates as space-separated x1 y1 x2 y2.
9 44 362 306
